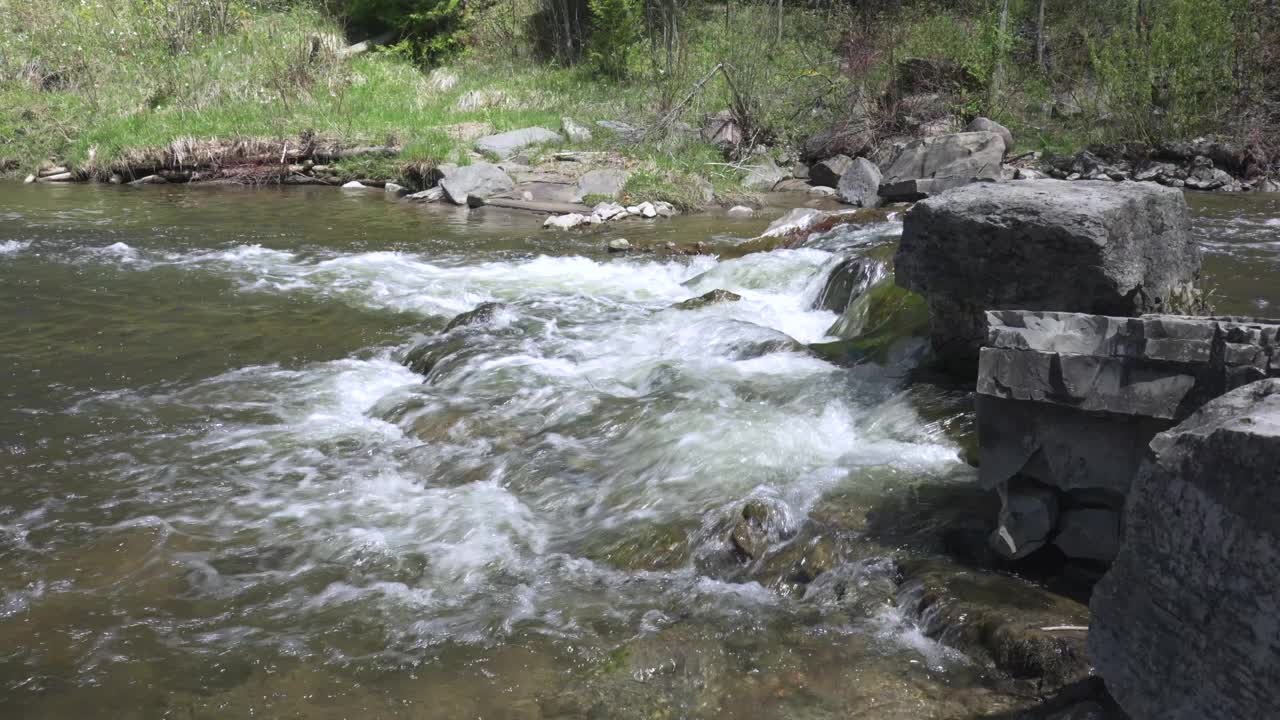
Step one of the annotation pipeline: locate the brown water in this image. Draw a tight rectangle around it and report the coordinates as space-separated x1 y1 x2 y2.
0 183 1275 719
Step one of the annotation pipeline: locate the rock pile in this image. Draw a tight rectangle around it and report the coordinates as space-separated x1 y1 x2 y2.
896 179 1205 374
977 310 1280 562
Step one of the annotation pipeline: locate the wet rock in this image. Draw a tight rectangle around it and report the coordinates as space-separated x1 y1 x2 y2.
742 157 787 192
440 162 514 205
726 205 755 218
771 178 811 193
1090 378 1280 720
130 174 169 185
897 180 1205 374
588 521 691 571
1184 155 1234 191
793 535 837 583
573 168 629 202
340 180 372 190
879 131 1006 201
808 185 837 198
560 116 592 144
474 127 563 160
607 238 632 253
383 182 409 197
791 161 810 179
1014 167 1045 180
406 186 445 203
813 256 881 314
760 207 824 238
809 154 854 188
729 499 775 560
836 156 882 208
445 302 508 331
544 213 588 230
965 117 1014 153
672 289 742 310
592 201 627 220
899 559 1091 689
977 311 1280 563
653 201 676 218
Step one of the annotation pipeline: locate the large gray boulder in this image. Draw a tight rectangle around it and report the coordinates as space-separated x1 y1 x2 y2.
977 310 1280 561
1090 378 1280 720
741 157 786 192
809 155 854 188
879 131 1006 201
573 168 629 202
836 157 882 207
964 117 1013 154
897 179 1205 373
474 127 563 160
440 163 515 205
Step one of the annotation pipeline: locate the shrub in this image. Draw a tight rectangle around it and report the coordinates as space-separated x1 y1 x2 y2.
585 0 641 79
335 0 467 65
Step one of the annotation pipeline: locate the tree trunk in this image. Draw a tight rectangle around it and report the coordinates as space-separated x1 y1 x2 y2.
989 0 1010 111
776 0 783 44
1036 0 1047 71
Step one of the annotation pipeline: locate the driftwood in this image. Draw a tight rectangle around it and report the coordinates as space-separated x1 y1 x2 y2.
652 62 725 137
339 31 395 59
37 172 74 182
471 197 594 214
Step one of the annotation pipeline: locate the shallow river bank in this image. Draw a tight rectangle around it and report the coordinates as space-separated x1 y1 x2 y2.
1 183 1276 719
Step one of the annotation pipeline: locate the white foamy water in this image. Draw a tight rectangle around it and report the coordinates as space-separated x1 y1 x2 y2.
53 233 964 657
0 239 30 255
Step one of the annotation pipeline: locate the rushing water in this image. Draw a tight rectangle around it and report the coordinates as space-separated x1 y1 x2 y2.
0 183 1276 719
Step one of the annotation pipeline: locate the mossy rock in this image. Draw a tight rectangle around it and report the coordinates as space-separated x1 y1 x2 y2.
586 521 692 572
671 289 742 311
809 274 929 366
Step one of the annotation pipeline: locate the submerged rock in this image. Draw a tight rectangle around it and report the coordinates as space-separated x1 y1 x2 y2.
607 238 632 253
899 559 1091 689
445 302 508 331
1090 379 1280 720
813 252 889 315
897 179 1205 374
672 289 742 310
726 205 755 218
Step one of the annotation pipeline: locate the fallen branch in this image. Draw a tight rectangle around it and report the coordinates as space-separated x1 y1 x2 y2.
651 62 724 137
339 31 396 59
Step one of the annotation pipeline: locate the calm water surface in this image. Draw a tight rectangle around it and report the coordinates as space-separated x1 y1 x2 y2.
0 183 1275 719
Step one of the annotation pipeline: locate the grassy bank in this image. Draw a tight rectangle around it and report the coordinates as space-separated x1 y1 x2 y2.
2 0 1276 200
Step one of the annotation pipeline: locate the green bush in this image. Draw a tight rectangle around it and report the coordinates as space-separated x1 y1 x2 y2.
337 0 467 65
585 0 641 79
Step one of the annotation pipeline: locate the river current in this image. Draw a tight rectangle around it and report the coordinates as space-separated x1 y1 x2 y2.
1 183 1276 719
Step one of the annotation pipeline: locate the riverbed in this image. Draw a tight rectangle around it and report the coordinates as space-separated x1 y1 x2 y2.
1 183 1276 719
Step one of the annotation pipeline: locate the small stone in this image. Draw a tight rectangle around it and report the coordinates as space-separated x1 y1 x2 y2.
341 180 369 190
544 213 587 230
23 174 35 184
990 483 1059 559
521 190 534 201
653 201 676 217
384 182 409 197
129 174 168 185
591 201 627 221
808 185 837 197
560 116 593 144
638 201 657 218
406 187 445 202
672 289 742 310
607 238 631 252
625 205 641 215
1014 168 1044 180
726 205 755 218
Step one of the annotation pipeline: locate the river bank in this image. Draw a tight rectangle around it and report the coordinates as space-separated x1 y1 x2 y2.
1 181 1277 718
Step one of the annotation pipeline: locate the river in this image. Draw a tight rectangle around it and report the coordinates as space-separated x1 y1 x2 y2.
1 183 1276 719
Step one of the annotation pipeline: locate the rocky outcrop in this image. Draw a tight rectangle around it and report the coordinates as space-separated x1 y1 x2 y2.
897 179 1205 374
809 155 854 188
1090 378 1280 720
573 168 629 202
878 131 1006 201
836 156 882 208
977 310 1280 562
964 117 1013 154
474 127 563 160
440 163 515 205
